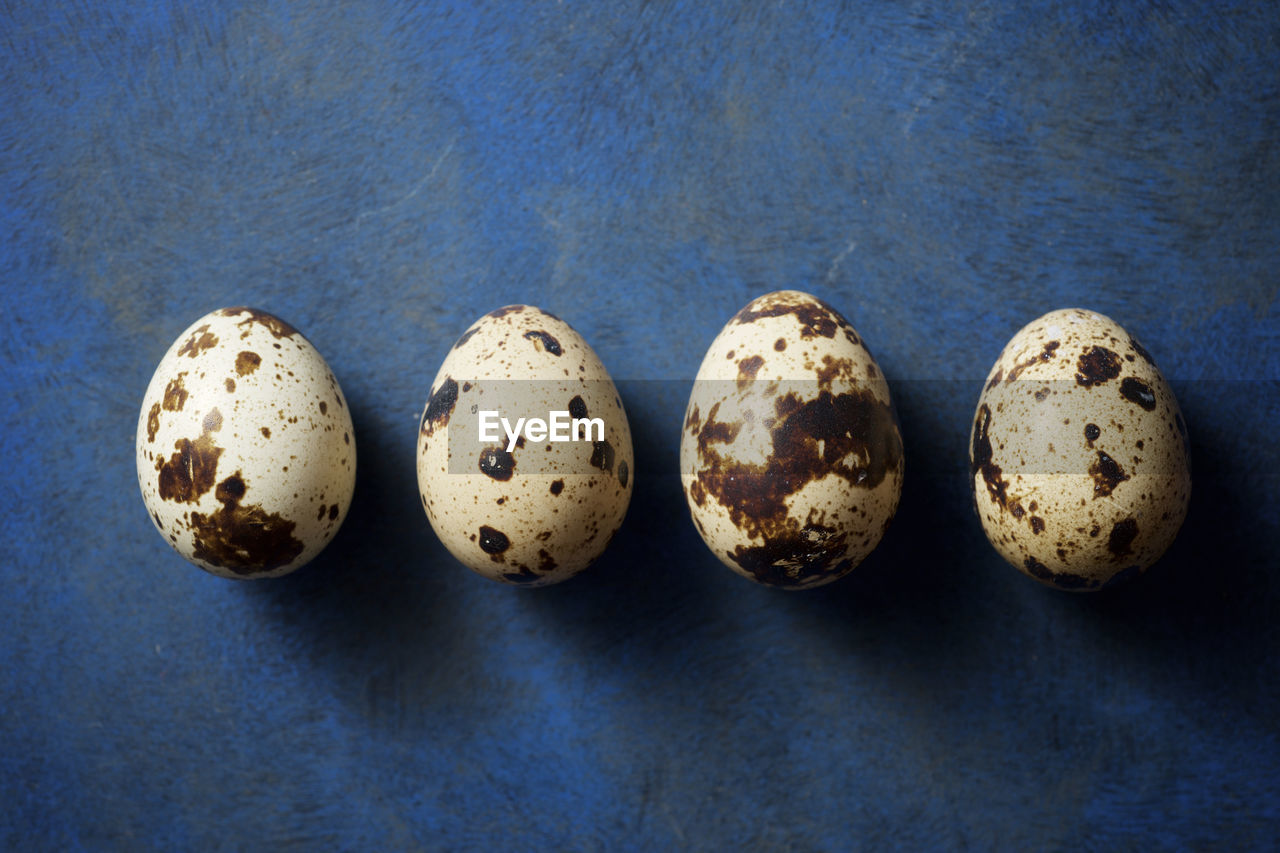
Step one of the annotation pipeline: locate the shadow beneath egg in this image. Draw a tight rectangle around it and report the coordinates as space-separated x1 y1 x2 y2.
234 390 470 728
776 377 1279 725
771 380 994 659
517 378 1003 696
238 379 738 726
233 376 1280 735
975 379 1280 731
509 379 736 675
1065 382 1279 693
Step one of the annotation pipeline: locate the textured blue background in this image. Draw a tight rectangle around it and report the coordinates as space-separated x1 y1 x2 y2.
3 1 1278 849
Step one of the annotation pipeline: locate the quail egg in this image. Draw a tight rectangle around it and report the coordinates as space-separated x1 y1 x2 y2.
136 307 356 578
680 291 904 589
417 306 633 586
970 308 1191 590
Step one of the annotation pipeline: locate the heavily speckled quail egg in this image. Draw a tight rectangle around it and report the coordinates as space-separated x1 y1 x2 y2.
970 308 1191 591
417 305 633 586
680 290 904 589
136 307 356 579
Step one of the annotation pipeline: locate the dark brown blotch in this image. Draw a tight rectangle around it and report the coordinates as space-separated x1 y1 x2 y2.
696 402 742 458
971 404 1010 512
731 295 843 340
618 460 629 488
421 377 459 437
1108 518 1138 561
452 327 479 350
1005 340 1059 383
523 330 562 356
1076 346 1122 387
1129 336 1155 366
177 325 218 358
1120 377 1156 411
696 388 902 560
685 404 702 434
1023 556 1094 590
479 447 515 481
221 307 299 340
1023 556 1053 582
590 439 615 474
736 355 764 388
1089 451 1129 498
727 524 852 587
1085 423 1100 446
815 355 853 391
235 351 261 376
478 525 510 562
215 473 245 503
146 403 161 443
550 479 564 496
157 410 225 503
568 396 588 420
163 374 189 412
190 472 303 574
774 338 787 351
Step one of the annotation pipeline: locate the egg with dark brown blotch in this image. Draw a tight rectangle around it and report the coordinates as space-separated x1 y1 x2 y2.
680 290 904 589
970 308 1191 591
136 307 356 578
417 305 633 587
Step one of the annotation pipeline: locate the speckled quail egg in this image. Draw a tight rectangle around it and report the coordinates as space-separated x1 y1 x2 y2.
417 305 633 586
136 307 356 579
680 290 904 589
970 308 1191 590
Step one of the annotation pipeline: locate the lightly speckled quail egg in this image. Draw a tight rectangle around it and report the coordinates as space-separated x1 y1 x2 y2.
136 307 356 579
970 308 1191 591
417 305 633 586
680 290 904 589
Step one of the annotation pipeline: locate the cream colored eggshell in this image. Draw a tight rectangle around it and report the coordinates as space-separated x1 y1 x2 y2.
417 305 633 586
680 290 904 589
136 307 356 579
970 308 1191 591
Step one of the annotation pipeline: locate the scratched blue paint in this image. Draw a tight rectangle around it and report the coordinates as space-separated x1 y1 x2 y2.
2 0 1278 848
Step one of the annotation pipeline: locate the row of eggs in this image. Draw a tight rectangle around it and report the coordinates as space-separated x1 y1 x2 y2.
136 295 1191 592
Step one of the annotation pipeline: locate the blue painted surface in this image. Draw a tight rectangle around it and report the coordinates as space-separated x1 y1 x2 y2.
2 1 1278 848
